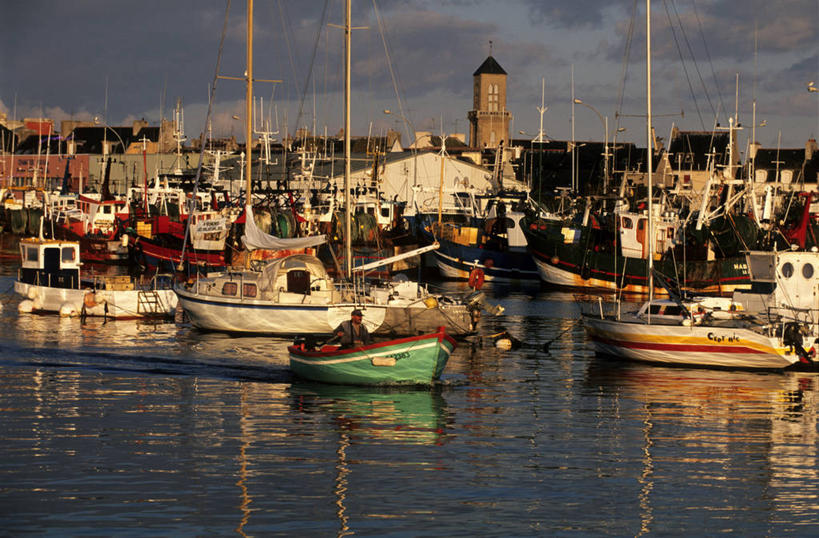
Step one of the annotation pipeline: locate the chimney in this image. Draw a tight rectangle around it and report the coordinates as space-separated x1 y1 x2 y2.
806 138 817 161
749 141 761 160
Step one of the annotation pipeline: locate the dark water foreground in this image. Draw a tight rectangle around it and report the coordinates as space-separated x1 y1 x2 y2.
0 271 817 536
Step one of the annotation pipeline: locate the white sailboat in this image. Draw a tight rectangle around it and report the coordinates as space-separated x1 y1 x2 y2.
582 1 816 370
174 0 480 336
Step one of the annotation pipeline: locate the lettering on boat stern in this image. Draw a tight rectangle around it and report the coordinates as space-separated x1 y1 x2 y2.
707 332 741 343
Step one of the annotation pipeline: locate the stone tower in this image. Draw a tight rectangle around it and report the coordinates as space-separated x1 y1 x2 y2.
468 55 511 149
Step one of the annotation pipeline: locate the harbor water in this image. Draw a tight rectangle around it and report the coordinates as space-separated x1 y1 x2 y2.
0 259 817 536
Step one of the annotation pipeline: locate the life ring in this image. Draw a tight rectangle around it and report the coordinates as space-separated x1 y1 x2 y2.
468 268 485 290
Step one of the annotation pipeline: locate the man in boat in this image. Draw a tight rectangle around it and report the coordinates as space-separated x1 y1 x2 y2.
333 309 371 348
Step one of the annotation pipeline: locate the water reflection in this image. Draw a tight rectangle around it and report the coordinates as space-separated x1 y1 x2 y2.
585 360 819 530
289 382 448 446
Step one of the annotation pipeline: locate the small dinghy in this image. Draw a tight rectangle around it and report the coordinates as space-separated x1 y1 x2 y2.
288 327 456 386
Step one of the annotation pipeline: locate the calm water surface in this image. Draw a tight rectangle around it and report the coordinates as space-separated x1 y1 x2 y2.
0 261 817 536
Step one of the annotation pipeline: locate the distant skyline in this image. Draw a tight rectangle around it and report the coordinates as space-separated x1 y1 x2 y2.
1 0 817 152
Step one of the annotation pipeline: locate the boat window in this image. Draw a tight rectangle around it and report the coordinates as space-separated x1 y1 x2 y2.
242 283 257 298
621 217 633 229
781 262 794 278
62 247 75 262
803 263 814 279
26 247 39 263
222 282 238 296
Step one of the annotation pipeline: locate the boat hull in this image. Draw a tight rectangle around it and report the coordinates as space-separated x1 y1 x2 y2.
175 285 476 336
524 224 750 296
584 316 800 369
15 281 177 319
175 286 384 334
431 244 540 282
288 330 456 385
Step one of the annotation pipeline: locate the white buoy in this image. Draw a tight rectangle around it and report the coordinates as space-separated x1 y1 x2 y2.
27 287 38 300
18 299 34 313
59 303 78 317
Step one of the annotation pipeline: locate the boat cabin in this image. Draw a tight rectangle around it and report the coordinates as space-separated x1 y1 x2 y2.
735 250 819 316
258 254 336 303
618 211 677 259
18 238 80 289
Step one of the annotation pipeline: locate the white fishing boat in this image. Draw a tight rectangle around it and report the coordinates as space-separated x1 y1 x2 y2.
15 237 177 319
583 1 816 371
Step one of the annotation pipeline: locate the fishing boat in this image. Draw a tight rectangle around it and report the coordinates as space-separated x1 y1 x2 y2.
15 237 177 319
175 0 483 337
583 1 816 371
288 326 456 385
424 203 540 283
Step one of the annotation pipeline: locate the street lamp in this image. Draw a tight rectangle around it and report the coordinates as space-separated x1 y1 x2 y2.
573 98 609 190
93 116 126 155
383 109 416 149
93 116 127 195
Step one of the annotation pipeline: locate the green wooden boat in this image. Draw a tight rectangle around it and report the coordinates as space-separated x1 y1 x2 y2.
288 327 456 386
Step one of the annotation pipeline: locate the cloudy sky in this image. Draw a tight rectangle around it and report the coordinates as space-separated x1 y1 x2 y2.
2 0 817 151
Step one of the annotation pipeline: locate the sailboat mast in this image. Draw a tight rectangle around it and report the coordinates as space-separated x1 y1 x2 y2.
245 0 254 205
344 0 352 278
646 0 654 306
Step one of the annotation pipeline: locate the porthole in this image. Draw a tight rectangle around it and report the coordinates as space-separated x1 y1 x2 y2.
781 262 794 278
803 263 814 279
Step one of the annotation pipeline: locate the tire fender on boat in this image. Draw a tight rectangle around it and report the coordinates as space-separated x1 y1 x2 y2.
59 303 78 317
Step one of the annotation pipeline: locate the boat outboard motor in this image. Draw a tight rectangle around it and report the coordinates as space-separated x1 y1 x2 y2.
783 322 813 363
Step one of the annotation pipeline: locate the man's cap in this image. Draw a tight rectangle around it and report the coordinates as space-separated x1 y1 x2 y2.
351 309 363 317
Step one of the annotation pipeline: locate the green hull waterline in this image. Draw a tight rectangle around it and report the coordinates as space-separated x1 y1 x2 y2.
289 335 454 386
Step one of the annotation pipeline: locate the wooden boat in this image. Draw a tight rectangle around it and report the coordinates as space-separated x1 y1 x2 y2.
288 327 456 385
15 237 177 319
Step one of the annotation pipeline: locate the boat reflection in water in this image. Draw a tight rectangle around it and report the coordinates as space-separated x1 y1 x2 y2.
585 360 818 532
288 383 447 537
289 382 448 446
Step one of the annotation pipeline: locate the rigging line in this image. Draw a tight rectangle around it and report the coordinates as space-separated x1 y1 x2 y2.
291 0 330 136
690 0 726 123
372 0 412 145
662 0 705 129
178 0 232 270
615 0 639 129
275 0 301 131
669 0 716 122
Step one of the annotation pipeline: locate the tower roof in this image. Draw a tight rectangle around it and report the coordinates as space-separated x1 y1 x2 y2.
473 56 507 76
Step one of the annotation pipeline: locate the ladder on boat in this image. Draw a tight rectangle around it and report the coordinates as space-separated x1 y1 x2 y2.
137 290 164 315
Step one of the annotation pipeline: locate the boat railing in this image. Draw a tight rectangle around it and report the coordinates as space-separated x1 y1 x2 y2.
763 304 819 328
20 268 79 290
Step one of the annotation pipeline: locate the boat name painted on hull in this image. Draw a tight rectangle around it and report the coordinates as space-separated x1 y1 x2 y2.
707 332 741 343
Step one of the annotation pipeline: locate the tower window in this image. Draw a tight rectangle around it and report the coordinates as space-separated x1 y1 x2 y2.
488 84 499 112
